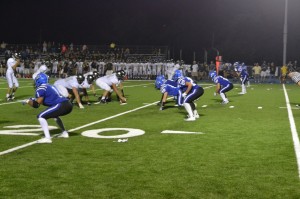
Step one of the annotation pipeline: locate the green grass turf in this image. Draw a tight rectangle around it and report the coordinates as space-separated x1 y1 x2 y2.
1 78 300 198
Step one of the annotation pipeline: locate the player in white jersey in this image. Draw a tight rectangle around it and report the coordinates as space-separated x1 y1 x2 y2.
52 59 59 77
76 60 83 74
95 70 127 104
6 53 20 101
54 74 86 109
83 71 99 96
166 60 176 80
77 74 96 105
32 61 49 79
33 59 41 73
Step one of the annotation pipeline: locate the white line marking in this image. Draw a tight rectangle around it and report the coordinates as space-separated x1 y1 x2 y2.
279 107 299 110
282 84 300 179
161 130 204 134
0 85 214 156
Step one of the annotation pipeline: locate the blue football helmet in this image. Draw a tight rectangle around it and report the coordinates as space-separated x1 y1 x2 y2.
35 73 49 88
210 71 217 80
155 75 165 89
233 62 239 67
172 70 183 81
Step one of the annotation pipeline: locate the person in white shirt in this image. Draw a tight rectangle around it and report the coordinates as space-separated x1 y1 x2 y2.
95 70 127 104
32 61 49 80
52 59 59 77
191 61 199 81
6 53 20 101
54 74 86 109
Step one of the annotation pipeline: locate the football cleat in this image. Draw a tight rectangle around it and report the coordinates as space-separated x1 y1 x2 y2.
184 117 196 121
57 131 69 138
37 138 52 144
100 99 107 104
6 97 13 101
193 110 200 118
221 100 229 104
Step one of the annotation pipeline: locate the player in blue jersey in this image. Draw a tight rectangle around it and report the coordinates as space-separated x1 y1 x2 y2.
155 75 165 89
158 79 179 110
234 62 249 94
177 76 204 121
210 71 234 104
22 73 73 143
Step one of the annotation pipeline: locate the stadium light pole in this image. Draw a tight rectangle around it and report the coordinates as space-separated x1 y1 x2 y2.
283 0 288 66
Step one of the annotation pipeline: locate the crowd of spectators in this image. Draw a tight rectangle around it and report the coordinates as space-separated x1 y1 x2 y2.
0 41 298 83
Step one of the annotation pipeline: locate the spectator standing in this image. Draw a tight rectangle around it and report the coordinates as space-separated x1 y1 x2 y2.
42 41 47 53
191 61 199 81
280 64 288 84
252 63 261 83
260 62 268 83
1 41 7 53
61 44 67 56
269 62 276 83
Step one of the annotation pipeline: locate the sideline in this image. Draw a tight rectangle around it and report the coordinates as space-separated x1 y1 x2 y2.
282 84 300 179
0 85 214 156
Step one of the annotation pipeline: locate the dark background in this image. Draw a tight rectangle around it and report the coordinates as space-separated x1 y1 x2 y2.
1 0 299 64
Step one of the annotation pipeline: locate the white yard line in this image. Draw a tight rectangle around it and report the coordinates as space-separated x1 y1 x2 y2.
0 85 214 156
282 84 300 179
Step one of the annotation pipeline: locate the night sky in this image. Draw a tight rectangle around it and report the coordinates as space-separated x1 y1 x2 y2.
1 0 300 64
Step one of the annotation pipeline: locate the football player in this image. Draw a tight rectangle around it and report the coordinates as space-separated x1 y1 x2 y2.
78 74 95 105
6 52 20 101
159 81 179 110
22 73 73 143
288 71 300 86
83 70 99 96
210 71 234 104
177 76 204 121
54 74 86 108
234 62 249 94
95 70 127 104
32 60 50 79
155 75 165 89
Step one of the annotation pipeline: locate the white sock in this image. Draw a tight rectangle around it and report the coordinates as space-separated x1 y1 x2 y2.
183 103 194 118
220 93 227 101
38 118 51 139
242 84 246 93
193 109 199 115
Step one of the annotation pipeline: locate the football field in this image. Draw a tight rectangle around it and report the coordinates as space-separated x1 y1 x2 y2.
1 78 300 198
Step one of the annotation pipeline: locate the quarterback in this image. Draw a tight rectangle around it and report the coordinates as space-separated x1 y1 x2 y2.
6 53 20 101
